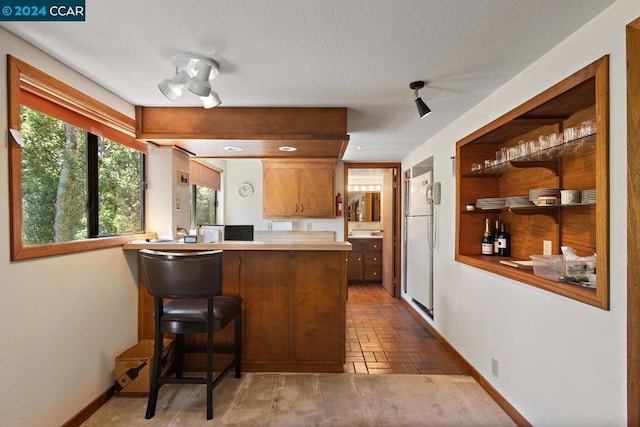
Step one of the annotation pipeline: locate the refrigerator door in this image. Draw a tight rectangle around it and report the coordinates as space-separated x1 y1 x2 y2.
405 215 433 310
408 171 432 217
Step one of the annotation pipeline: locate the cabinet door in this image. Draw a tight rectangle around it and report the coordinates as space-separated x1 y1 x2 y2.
183 251 240 364
364 265 382 281
291 252 345 363
347 251 364 280
263 166 299 217
298 166 335 217
240 251 291 362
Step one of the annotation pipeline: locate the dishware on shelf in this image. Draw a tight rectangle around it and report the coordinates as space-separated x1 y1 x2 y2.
560 189 581 204
475 197 506 210
529 188 561 206
505 196 534 208
581 189 596 204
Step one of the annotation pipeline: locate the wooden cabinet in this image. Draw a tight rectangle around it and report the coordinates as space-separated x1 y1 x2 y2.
348 238 382 283
240 250 346 372
455 56 609 309
263 160 335 218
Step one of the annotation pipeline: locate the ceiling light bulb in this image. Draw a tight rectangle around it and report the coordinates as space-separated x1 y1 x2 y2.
188 61 213 96
201 90 221 108
158 70 189 101
415 97 432 118
278 146 297 152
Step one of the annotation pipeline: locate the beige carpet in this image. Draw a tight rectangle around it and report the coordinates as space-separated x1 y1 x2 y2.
82 373 516 426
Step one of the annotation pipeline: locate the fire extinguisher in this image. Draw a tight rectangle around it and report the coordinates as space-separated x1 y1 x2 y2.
336 193 343 217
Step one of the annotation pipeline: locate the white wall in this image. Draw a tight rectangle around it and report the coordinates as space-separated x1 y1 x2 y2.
402 1 636 424
0 28 139 426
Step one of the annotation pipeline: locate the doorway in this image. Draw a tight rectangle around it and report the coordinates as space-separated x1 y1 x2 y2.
344 163 402 298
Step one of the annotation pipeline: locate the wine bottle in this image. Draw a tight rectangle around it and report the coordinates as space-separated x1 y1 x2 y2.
114 361 148 392
481 218 493 255
497 221 511 257
493 220 500 255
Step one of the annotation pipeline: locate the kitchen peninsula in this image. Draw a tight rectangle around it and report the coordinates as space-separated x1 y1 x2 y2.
123 239 351 373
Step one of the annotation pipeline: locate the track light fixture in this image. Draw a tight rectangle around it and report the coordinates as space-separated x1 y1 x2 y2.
159 54 221 109
409 81 431 119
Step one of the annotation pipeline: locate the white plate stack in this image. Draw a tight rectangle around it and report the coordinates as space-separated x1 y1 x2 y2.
529 188 561 206
476 197 506 210
581 189 596 204
505 196 534 208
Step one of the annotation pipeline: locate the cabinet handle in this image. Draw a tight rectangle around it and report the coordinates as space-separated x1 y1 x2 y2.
300 203 304 212
373 257 377 261
358 257 362 262
295 203 299 213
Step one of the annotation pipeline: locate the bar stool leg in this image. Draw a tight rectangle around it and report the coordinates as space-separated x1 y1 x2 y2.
145 325 164 419
234 313 242 378
206 321 214 419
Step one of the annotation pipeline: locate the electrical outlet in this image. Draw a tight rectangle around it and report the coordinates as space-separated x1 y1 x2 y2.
543 240 552 255
491 358 499 378
267 222 273 231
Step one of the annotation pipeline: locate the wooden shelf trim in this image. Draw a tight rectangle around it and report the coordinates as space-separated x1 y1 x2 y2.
456 254 602 308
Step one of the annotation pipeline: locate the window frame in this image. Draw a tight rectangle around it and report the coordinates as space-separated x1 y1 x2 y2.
7 55 152 261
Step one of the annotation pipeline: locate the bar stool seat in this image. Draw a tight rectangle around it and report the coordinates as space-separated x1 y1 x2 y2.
139 249 242 420
163 296 242 333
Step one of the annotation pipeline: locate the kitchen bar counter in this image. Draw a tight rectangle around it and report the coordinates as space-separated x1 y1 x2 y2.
123 240 351 251
124 240 350 373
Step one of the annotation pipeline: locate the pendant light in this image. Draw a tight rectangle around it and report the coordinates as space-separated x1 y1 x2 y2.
409 81 432 118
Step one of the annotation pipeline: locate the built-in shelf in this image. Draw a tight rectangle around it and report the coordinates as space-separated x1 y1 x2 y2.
455 55 609 310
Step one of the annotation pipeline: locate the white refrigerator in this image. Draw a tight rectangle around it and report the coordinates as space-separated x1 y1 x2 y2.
405 170 437 312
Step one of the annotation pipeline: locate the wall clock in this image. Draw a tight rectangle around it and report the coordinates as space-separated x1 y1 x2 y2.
238 182 254 198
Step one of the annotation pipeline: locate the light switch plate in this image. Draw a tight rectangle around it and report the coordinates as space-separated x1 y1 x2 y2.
543 240 552 255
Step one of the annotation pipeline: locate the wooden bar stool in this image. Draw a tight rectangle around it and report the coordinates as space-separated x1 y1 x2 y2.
139 249 242 420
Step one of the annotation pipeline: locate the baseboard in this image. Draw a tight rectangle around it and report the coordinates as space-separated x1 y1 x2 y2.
400 298 531 427
61 386 114 427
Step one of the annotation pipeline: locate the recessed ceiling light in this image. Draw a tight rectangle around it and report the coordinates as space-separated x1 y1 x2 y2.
352 145 364 150
224 146 243 152
279 146 297 152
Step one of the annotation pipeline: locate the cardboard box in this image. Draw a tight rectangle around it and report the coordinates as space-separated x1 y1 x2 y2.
114 338 174 396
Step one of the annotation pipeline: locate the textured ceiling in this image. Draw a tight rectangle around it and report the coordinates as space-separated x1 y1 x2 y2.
1 0 616 161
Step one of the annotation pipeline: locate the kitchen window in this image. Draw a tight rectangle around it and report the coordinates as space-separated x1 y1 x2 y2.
8 56 149 260
191 185 218 227
188 159 221 228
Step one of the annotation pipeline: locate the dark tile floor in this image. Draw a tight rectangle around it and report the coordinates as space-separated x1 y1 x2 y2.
344 283 469 375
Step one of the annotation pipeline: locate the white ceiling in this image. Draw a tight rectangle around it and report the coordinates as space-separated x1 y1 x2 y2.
1 0 615 161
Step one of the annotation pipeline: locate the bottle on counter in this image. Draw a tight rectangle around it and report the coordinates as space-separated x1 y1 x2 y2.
493 219 500 255
481 218 493 255
497 221 511 257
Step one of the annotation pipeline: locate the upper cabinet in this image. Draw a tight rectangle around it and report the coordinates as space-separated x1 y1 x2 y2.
455 56 609 309
263 160 336 218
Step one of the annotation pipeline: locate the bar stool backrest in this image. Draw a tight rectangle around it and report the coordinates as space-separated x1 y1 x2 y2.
139 249 223 299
